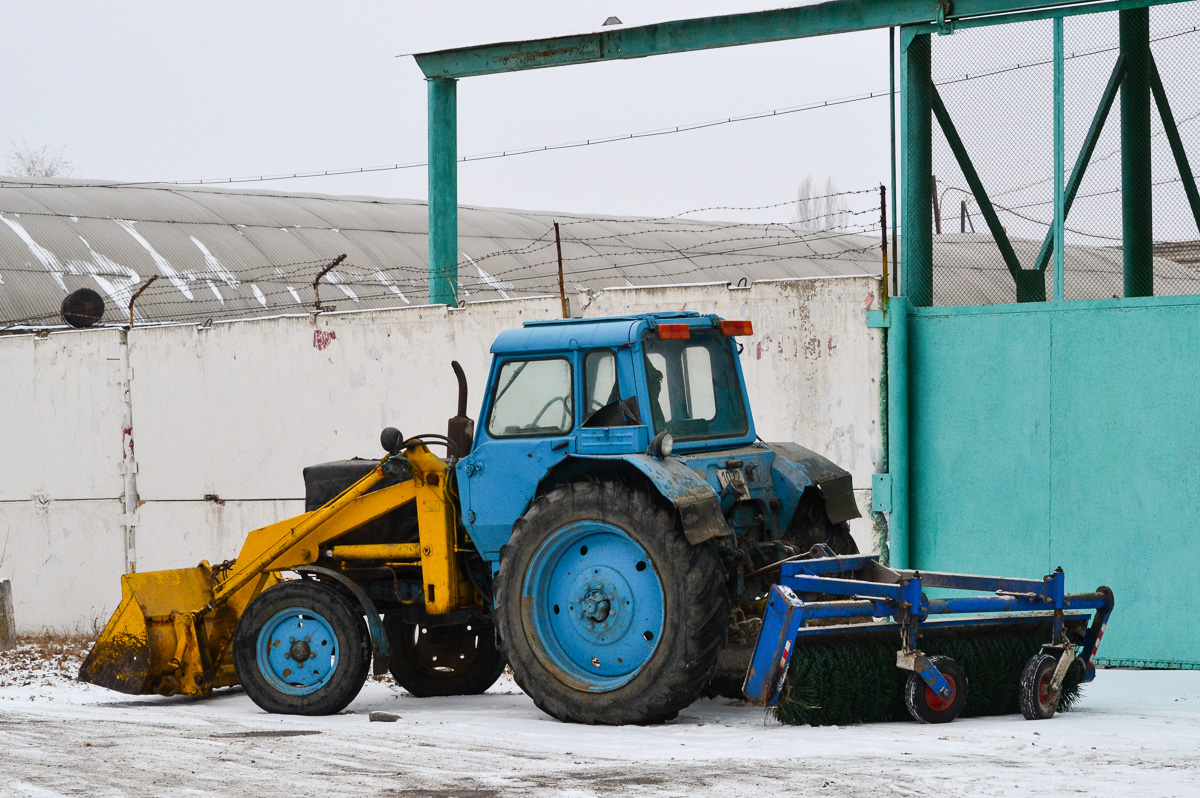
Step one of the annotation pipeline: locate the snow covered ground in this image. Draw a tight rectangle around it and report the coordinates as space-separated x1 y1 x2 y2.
1 643 1197 798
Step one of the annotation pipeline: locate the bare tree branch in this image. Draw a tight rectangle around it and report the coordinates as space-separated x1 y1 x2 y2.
6 140 76 178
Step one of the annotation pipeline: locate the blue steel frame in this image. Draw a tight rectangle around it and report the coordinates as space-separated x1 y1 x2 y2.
743 551 1115 708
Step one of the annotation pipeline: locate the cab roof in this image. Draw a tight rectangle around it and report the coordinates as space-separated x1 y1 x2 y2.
490 312 720 355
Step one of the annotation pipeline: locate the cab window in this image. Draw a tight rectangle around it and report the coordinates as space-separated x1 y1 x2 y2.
487 358 574 437
583 349 642 427
584 350 619 415
642 329 748 441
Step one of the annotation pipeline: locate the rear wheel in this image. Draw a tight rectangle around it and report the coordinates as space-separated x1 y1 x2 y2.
384 615 506 697
496 477 729 725
905 655 968 724
233 580 370 716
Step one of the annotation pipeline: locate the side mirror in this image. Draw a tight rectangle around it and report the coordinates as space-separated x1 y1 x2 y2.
380 427 405 455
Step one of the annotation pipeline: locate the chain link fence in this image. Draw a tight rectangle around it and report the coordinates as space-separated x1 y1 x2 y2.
929 1 1200 305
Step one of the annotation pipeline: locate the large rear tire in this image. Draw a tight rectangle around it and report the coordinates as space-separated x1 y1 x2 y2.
233 580 370 716
495 477 730 725
384 615 506 697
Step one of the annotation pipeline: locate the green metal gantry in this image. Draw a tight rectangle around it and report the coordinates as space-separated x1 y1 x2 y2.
412 0 1199 571
414 0 1195 307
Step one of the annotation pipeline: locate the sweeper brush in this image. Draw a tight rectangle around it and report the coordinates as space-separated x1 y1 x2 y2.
744 547 1113 725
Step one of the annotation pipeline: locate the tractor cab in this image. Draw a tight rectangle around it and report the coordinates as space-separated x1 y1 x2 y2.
455 313 760 560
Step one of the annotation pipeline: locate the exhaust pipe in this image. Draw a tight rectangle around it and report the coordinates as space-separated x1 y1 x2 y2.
447 361 475 457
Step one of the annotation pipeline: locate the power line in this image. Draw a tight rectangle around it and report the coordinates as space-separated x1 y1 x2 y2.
149 24 1200 188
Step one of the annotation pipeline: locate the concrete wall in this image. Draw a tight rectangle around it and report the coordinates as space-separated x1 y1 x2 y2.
0 278 883 631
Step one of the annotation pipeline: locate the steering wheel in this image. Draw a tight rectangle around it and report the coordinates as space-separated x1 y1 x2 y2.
532 395 570 430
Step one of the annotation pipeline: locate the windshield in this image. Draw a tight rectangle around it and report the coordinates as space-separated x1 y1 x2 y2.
487 357 574 437
642 328 749 441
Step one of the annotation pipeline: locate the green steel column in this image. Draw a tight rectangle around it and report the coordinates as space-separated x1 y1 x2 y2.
886 295 910 569
902 32 933 306
1120 8 1153 298
1053 16 1065 302
889 27 899 297
428 78 459 305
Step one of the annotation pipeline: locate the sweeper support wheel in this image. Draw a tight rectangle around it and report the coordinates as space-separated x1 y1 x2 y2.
1019 652 1061 720
904 655 968 724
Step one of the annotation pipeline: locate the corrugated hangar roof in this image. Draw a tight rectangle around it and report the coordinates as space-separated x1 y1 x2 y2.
6 177 1194 330
0 177 883 330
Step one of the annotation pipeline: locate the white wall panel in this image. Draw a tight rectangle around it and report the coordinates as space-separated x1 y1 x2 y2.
0 329 127 501
5 282 885 629
0 499 126 632
135 499 305 574
129 299 561 501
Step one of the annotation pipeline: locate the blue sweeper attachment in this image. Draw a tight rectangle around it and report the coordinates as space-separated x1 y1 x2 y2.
745 547 1114 724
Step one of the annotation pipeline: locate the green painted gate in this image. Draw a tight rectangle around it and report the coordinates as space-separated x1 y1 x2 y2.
904 296 1200 667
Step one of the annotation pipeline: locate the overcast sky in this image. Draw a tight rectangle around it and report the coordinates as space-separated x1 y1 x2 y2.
2 2 895 224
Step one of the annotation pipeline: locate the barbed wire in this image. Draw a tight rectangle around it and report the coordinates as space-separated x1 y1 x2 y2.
144 23 1200 188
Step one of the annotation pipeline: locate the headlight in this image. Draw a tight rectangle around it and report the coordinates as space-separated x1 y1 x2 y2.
650 431 674 459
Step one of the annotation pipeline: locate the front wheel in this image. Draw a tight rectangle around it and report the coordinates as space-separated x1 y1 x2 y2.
496 478 730 725
233 580 370 715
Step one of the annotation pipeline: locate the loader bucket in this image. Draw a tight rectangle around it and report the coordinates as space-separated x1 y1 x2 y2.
79 566 219 696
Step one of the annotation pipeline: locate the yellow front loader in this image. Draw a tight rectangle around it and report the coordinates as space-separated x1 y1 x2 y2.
80 436 485 711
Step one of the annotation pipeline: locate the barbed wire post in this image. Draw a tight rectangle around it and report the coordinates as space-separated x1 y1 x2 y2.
128 275 158 328
313 254 347 312
554 222 568 318
880 185 889 305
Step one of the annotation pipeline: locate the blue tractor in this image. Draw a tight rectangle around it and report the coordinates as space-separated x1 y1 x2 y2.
456 311 860 723
81 311 862 725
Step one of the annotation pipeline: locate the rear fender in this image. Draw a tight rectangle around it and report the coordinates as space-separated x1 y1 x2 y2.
542 454 731 545
767 442 861 527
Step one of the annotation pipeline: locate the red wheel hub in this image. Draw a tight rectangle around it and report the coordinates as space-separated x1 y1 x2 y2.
1038 669 1054 705
924 674 957 712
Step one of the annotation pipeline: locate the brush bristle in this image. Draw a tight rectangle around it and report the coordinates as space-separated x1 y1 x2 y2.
773 631 1085 726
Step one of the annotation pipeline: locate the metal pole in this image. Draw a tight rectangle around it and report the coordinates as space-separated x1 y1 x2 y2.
1053 15 1066 302
313 254 347 312
880 185 889 305
1120 7 1152 298
428 78 459 306
886 295 910 569
932 175 941 235
554 222 569 318
889 26 899 298
128 275 158 328
902 32 933 306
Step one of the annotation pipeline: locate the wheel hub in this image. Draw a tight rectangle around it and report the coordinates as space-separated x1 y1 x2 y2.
567 569 633 641
581 588 612 623
289 639 312 662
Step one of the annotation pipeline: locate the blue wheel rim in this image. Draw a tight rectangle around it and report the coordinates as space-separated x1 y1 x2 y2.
523 520 665 691
255 606 340 696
